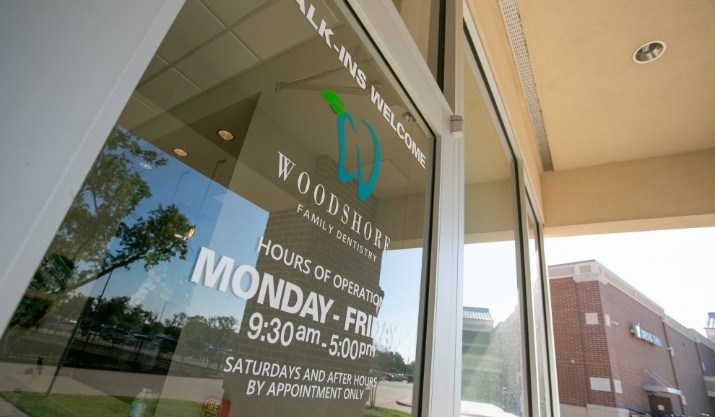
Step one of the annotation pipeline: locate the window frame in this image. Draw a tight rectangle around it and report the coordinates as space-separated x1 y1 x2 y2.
464 5 558 417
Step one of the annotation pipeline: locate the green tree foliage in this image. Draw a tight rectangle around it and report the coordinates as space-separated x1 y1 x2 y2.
372 347 406 374
93 296 132 328
36 127 192 292
49 127 165 275
53 294 90 320
65 204 193 291
10 126 193 328
163 313 188 338
181 315 239 349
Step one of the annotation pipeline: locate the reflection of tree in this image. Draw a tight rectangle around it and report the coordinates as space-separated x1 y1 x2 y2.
163 312 187 338
181 315 239 350
50 127 165 280
93 296 154 330
372 347 406 374
9 297 52 328
10 126 193 327
28 254 76 296
65 203 193 291
12 293 240 350
367 347 407 408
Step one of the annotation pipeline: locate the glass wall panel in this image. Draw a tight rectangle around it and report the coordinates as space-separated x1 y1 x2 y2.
390 0 440 81
461 48 527 417
527 210 552 417
0 2 433 417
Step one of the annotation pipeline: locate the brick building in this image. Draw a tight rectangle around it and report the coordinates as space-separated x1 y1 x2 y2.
549 260 715 417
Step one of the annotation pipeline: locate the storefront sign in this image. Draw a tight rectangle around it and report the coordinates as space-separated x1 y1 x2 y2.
277 152 391 259
631 323 663 346
0 1 429 417
295 0 427 170
321 90 381 201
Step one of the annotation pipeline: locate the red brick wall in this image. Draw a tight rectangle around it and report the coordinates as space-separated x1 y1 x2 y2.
599 281 677 413
550 278 607 407
552 271 715 416
664 324 715 417
577 280 617 407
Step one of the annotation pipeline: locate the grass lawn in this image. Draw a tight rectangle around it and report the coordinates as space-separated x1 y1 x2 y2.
0 391 202 417
364 406 411 417
1 391 407 417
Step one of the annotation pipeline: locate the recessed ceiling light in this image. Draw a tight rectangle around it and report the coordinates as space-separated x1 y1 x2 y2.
173 148 188 157
633 41 666 64
217 129 234 141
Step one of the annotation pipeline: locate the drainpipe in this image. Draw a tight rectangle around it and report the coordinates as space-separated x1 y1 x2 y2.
661 319 684 415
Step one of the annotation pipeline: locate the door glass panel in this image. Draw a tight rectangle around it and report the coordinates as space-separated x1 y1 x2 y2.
528 211 552 417
390 0 440 79
0 2 433 417
462 47 527 417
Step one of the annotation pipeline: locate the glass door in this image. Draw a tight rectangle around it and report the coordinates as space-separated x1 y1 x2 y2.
0 2 434 417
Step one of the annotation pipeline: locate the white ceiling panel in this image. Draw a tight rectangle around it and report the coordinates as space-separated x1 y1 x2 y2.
139 55 169 83
201 0 271 26
137 68 201 109
117 94 160 129
157 0 226 63
234 0 337 60
177 33 259 89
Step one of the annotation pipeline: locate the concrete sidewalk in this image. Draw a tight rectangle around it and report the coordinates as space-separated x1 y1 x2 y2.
0 362 414 415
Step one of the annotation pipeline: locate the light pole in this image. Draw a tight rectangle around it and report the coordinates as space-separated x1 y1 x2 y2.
158 301 169 324
198 159 226 215
170 170 190 203
46 297 94 396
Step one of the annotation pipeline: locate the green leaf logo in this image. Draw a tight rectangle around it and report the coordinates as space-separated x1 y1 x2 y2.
321 90 345 115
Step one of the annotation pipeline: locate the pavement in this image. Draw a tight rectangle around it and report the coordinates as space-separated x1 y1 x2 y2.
371 380 413 413
0 362 414 415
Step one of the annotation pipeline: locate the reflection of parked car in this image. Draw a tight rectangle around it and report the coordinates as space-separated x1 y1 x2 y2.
126 333 151 345
382 372 408 382
88 322 104 332
153 335 178 353
178 339 210 360
99 327 130 342
44 317 77 333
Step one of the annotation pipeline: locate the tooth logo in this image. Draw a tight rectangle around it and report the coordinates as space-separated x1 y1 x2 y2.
321 90 381 202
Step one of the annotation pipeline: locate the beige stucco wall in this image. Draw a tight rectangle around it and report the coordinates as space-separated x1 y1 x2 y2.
542 148 715 236
466 0 545 218
464 1 715 237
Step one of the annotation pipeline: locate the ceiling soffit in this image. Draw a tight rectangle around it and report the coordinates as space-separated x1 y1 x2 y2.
513 0 715 171
498 0 553 171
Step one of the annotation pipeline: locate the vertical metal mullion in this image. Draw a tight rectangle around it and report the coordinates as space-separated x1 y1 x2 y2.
516 161 537 417
441 0 463 114
537 218 561 417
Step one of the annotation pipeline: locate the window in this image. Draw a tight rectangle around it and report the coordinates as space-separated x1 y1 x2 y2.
0 2 433 417
461 45 527 417
390 0 442 82
526 205 553 417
